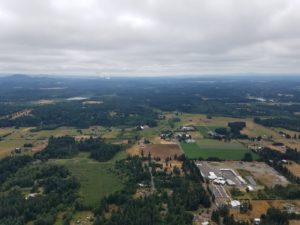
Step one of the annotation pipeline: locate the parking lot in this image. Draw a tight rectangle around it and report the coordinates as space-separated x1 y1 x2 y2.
211 184 230 206
196 161 289 188
196 161 246 188
195 160 290 206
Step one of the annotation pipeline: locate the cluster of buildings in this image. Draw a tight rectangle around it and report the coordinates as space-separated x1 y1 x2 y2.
195 162 258 210
205 168 251 189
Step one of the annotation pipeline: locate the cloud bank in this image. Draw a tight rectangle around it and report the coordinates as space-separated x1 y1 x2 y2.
0 0 299 76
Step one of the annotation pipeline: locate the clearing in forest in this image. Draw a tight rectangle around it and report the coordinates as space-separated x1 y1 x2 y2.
53 151 126 207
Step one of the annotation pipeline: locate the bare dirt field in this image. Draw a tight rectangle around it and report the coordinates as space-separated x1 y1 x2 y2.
127 144 140 156
232 200 300 221
31 140 48 152
241 120 280 138
290 220 300 225
283 142 300 152
231 200 270 220
268 200 300 213
152 136 177 144
143 144 182 159
286 162 300 178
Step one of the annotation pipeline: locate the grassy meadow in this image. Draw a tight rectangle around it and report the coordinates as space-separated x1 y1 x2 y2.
53 151 127 207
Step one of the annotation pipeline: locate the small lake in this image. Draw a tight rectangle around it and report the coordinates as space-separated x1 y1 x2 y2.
66 97 89 101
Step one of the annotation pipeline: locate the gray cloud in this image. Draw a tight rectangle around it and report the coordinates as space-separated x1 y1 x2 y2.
0 0 299 76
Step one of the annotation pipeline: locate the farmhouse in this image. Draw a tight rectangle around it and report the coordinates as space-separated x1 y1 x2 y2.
254 218 261 224
177 133 193 142
14 147 22 154
230 200 241 208
160 131 173 139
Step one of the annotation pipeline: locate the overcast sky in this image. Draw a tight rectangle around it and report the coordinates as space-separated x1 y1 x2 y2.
0 0 299 76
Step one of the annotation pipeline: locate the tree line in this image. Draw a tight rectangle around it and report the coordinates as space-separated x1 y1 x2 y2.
35 136 123 162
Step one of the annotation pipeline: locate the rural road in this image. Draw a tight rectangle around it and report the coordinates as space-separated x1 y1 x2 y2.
149 166 156 193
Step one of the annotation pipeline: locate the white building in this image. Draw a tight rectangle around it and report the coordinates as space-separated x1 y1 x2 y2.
214 178 226 185
254 218 261 224
247 185 254 191
226 179 236 186
230 200 241 208
237 176 247 185
208 172 217 180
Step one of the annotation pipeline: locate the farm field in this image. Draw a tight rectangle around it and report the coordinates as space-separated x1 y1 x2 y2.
143 144 183 159
0 126 130 158
141 119 173 140
232 200 300 221
53 151 127 207
230 200 300 221
241 120 280 138
231 200 270 221
290 220 300 225
181 140 258 160
286 161 300 178
197 125 227 138
173 113 280 137
150 112 300 143
173 113 252 127
0 127 85 156
175 112 300 152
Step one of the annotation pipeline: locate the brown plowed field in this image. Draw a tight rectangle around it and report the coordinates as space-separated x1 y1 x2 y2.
144 144 182 159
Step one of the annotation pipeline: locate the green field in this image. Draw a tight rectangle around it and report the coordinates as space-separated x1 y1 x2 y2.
181 139 258 160
197 126 227 138
53 151 126 207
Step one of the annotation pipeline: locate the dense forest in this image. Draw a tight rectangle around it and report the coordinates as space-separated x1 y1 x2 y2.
254 117 300 132
35 136 123 161
0 155 79 225
1 75 300 130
